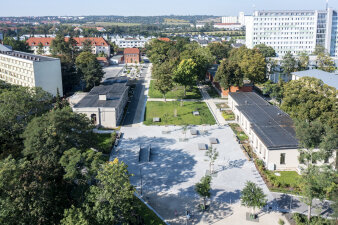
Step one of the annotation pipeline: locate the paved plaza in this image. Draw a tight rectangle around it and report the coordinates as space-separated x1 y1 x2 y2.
110 125 276 224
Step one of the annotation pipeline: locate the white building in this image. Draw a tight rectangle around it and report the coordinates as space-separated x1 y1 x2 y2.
228 92 335 172
213 23 243 30
222 12 252 26
72 82 129 128
110 35 152 48
246 8 338 57
0 47 63 96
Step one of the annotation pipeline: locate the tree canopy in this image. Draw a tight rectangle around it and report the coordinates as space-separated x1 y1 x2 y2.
215 58 242 90
254 44 276 58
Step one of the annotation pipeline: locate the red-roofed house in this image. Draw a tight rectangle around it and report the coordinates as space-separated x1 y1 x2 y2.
158 37 170 42
26 37 110 56
124 48 140 64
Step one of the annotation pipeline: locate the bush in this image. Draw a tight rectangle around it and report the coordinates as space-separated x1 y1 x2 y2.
278 218 285 225
292 213 333 225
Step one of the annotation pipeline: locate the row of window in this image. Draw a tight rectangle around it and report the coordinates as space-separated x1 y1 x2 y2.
254 22 314 26
0 57 33 68
0 69 34 82
0 64 34 76
255 16 314 21
0 74 33 87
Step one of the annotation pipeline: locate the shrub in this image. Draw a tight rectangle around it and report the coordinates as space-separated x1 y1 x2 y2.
278 218 285 225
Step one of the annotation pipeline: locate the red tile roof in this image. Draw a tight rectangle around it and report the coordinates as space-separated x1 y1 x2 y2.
124 48 140 54
158 37 170 42
96 57 108 62
26 37 109 47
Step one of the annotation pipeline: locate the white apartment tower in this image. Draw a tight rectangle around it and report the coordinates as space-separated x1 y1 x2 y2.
246 8 338 56
0 48 63 96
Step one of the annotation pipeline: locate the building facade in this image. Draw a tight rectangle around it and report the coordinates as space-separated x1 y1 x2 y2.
27 37 110 56
246 8 338 56
0 48 63 96
124 48 140 64
72 83 129 128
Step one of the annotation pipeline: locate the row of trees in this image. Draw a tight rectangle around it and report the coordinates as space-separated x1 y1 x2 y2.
49 34 105 94
0 82 141 224
147 37 215 100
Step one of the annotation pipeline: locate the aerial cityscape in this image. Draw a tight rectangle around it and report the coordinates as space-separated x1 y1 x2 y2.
0 0 337 224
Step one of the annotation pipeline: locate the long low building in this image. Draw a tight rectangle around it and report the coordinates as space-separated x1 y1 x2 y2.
72 82 129 128
0 46 63 96
229 92 335 172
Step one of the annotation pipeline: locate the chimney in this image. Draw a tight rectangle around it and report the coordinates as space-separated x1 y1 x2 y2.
99 94 107 101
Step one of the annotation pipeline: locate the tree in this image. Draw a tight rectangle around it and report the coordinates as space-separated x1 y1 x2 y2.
205 145 218 174
75 51 105 91
0 85 53 158
3 36 30 52
36 42 45 55
313 45 326 55
281 51 297 77
297 51 309 71
254 44 276 58
208 42 231 63
215 58 243 91
23 107 94 163
61 206 89 225
174 59 198 97
195 175 212 210
84 161 137 224
241 181 267 217
154 73 173 102
281 77 337 129
82 39 92 53
317 53 336 72
263 80 284 105
331 177 338 222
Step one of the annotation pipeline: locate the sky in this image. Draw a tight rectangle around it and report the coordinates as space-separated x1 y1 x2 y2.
1 0 338 17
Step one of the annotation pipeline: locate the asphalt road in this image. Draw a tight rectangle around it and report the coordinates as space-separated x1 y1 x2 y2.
122 63 149 126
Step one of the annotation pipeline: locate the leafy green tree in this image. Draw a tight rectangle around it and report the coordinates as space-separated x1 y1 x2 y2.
281 77 337 129
36 42 45 55
263 80 284 105
84 161 137 224
154 73 173 102
147 39 174 64
297 51 309 71
195 175 212 210
241 181 267 216
313 45 326 55
254 44 276 58
281 51 297 77
0 156 70 225
23 107 94 163
75 51 105 91
61 206 89 225
317 53 336 72
3 36 30 52
0 86 52 158
215 58 242 91
208 42 231 63
81 39 92 53
331 177 338 222
174 59 198 97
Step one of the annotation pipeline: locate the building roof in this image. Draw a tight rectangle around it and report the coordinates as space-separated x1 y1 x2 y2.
230 92 299 150
158 37 170 42
26 37 109 47
0 44 12 51
124 48 140 54
0 50 59 62
74 83 128 108
292 69 338 89
96 57 108 62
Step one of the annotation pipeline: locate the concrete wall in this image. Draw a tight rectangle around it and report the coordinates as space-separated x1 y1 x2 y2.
73 107 117 128
33 59 63 96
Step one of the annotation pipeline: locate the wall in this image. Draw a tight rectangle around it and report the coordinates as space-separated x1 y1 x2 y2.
124 53 140 64
33 59 63 96
73 107 117 128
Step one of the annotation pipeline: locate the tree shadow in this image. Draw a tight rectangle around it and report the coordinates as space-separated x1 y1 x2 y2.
273 194 301 213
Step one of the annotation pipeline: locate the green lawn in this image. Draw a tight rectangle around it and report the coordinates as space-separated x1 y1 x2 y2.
144 101 216 125
136 198 164 225
267 171 301 190
92 133 116 154
148 80 202 99
222 110 235 121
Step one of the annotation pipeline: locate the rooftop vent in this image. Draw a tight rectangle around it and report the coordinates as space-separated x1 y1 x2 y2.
99 94 107 101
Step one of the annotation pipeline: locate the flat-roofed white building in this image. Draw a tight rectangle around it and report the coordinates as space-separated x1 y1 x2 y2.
228 92 335 172
0 47 63 96
246 8 338 57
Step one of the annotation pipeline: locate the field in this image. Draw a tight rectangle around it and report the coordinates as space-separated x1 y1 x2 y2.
164 18 189 25
143 101 215 125
94 22 141 26
148 80 202 99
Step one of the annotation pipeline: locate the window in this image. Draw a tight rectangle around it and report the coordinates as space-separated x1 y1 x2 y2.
280 153 286 165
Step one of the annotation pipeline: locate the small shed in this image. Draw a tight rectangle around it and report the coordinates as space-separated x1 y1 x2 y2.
153 117 161 122
193 111 200 116
190 129 198 135
209 137 218 144
198 143 207 150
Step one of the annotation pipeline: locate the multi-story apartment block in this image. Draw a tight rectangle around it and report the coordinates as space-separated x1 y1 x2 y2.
246 8 338 56
0 47 63 96
113 38 148 48
26 37 110 56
